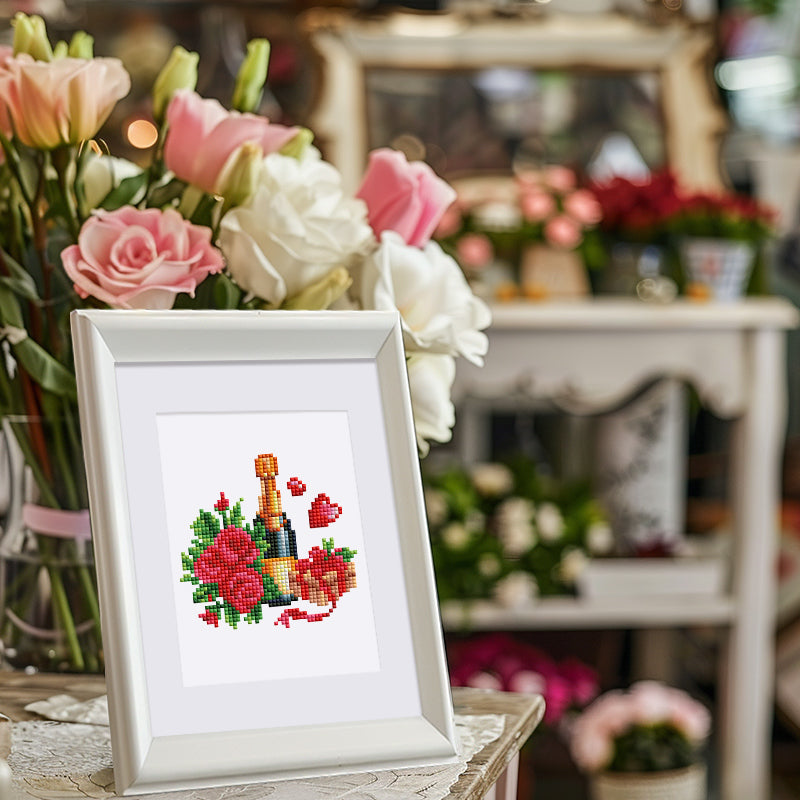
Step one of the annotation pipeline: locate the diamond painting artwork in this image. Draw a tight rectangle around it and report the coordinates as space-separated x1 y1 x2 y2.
180 452 358 630
156 405 381 690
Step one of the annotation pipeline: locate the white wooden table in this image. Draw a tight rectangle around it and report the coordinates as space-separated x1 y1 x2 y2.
449 297 800 800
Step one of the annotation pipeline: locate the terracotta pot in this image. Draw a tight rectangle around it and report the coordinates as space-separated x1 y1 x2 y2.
590 763 706 800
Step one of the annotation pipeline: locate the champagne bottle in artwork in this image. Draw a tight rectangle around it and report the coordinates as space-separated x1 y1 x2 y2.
254 453 298 606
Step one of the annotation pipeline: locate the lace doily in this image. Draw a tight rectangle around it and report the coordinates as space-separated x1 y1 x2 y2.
10 713 505 800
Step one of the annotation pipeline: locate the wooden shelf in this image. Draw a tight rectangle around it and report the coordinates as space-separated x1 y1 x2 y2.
441 594 737 631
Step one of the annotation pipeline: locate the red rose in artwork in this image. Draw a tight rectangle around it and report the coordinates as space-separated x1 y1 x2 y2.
193 526 258 586
221 566 264 614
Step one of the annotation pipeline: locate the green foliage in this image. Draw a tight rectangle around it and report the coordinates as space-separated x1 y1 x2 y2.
609 723 695 773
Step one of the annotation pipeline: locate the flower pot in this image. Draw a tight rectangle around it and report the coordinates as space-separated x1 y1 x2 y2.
594 242 665 296
679 237 756 302
590 763 706 800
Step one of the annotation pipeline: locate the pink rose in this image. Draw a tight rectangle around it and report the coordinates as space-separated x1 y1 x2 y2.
356 148 456 248
456 233 493 269
543 165 577 193
544 215 582 249
563 189 602 225
520 190 556 222
61 206 224 309
0 54 130 148
164 89 298 195
221 566 264 614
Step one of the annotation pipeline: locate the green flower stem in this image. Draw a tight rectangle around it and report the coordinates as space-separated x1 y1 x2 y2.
1 560 38 646
42 402 79 510
48 562 83 671
62 400 87 507
51 147 80 243
39 537 83 671
9 421 58 508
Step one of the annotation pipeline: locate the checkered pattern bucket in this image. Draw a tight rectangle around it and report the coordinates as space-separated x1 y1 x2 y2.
680 238 756 302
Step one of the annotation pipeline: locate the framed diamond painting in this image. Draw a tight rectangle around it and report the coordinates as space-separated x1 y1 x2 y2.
71 309 457 796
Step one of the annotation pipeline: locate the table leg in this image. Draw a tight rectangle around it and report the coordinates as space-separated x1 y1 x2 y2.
723 328 785 800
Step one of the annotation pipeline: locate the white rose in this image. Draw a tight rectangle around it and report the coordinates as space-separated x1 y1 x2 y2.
406 352 456 457
496 497 536 557
478 553 502 578
424 488 448 527
470 463 514 497
356 231 491 365
441 522 470 550
536 502 565 543
219 148 374 306
559 547 589 586
493 571 538 608
586 520 615 555
82 153 144 210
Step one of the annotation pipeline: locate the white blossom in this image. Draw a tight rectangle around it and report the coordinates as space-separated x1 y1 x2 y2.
495 497 536 557
537 502 565 543
470 463 514 497
492 571 538 608
355 231 491 365
406 352 456 457
219 148 374 307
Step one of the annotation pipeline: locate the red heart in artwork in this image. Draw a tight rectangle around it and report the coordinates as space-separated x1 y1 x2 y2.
308 494 342 528
287 477 306 496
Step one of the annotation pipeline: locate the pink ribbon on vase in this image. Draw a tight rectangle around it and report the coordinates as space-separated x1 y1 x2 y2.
22 503 91 540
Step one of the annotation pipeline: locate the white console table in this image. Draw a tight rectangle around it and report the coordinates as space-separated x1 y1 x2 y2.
448 297 799 800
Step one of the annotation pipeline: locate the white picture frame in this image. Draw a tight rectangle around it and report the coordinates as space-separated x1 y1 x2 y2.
70 309 457 796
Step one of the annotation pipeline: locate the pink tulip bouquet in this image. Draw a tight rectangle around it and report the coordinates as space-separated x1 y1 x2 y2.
570 681 711 775
0 13 490 672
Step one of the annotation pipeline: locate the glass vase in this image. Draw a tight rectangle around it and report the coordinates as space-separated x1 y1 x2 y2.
0 416 102 673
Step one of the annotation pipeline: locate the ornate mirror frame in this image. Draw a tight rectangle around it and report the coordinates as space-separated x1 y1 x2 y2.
304 10 728 194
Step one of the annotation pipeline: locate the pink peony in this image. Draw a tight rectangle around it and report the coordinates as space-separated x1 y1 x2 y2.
563 189 602 225
164 89 298 195
61 206 224 309
356 148 456 248
629 680 675 724
544 215 583 249
0 54 130 149
456 233 493 269
221 566 264 614
520 190 556 222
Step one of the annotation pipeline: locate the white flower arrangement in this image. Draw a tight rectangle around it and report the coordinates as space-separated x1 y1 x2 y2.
424 457 611 603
